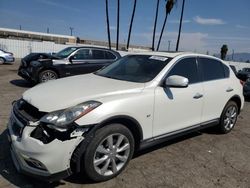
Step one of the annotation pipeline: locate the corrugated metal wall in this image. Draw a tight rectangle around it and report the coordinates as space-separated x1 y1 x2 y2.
0 38 73 58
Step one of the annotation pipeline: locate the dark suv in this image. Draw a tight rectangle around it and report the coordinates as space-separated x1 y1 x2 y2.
18 46 121 83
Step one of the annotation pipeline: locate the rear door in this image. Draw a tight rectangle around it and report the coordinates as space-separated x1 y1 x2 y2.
198 57 231 122
87 49 116 72
153 57 204 136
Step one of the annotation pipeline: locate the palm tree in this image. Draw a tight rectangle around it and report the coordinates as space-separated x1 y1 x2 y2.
116 0 120 50
221 44 228 60
152 0 160 51
156 0 176 51
127 0 137 50
176 0 185 51
105 0 111 49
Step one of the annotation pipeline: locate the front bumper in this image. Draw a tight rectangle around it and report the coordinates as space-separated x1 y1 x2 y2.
8 109 85 181
2 55 15 63
18 68 32 81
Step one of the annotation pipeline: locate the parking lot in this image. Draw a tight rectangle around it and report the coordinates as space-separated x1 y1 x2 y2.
0 61 250 188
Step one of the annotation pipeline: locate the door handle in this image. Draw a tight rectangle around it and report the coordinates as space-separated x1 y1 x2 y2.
193 93 203 99
226 88 234 92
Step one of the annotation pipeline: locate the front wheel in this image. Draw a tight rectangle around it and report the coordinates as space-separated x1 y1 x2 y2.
218 101 238 134
0 57 6 64
38 70 58 83
83 124 135 182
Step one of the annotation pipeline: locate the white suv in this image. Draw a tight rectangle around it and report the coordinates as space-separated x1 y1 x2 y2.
8 52 244 182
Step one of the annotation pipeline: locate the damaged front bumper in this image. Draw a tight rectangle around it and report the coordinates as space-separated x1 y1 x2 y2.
7 108 88 181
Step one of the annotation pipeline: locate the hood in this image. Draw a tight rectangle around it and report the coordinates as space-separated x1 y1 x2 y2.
23 74 145 112
22 53 59 65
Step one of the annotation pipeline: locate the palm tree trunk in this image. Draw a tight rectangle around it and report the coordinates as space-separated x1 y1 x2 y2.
176 0 185 51
126 0 137 50
156 14 168 51
152 0 160 51
105 0 111 49
116 0 120 50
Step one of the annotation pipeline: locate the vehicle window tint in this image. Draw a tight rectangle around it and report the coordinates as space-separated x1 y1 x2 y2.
223 64 230 77
167 58 199 84
73 49 90 60
199 58 225 81
92 50 105 59
105 51 116 59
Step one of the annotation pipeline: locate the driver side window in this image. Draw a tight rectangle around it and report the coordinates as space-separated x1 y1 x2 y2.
167 57 199 84
72 49 91 60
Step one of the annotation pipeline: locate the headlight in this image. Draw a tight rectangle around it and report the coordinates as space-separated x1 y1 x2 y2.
40 101 101 131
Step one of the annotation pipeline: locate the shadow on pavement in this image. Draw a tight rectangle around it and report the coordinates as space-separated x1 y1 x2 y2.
134 131 202 158
0 129 64 188
10 79 34 88
0 127 219 186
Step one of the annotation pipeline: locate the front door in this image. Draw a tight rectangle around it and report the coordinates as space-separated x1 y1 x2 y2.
153 57 204 137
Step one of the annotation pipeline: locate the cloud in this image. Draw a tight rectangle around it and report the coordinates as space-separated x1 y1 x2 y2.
133 31 250 54
236 25 249 29
110 26 117 31
133 31 208 52
168 20 191 24
193 16 225 25
35 0 81 12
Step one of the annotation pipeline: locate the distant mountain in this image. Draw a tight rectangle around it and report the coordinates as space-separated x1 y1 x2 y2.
214 53 250 62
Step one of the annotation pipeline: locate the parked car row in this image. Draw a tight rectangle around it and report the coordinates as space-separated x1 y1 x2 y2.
229 65 250 97
0 49 15 64
18 46 121 83
8 52 244 182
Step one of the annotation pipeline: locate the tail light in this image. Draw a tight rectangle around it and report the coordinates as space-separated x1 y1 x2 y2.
240 80 245 86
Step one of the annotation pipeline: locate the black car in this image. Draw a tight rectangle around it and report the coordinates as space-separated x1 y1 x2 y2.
237 67 250 81
18 46 121 83
243 78 250 97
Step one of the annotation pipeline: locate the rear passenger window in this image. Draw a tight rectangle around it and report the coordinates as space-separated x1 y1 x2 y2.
167 58 199 84
199 58 225 81
105 51 116 60
92 50 105 59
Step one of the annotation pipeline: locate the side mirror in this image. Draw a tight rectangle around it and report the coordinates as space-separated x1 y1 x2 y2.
68 56 74 63
165 75 189 88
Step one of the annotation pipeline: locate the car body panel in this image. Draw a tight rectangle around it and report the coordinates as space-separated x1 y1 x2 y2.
0 49 15 63
23 73 145 112
18 47 121 83
9 52 245 181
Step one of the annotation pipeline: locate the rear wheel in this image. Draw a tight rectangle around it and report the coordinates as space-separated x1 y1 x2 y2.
83 124 134 182
38 70 58 83
0 57 6 64
218 101 238 134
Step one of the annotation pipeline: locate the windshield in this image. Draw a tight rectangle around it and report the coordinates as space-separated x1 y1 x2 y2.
95 55 171 83
55 47 77 58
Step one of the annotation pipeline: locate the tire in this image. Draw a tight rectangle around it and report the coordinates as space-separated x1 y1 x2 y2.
83 124 135 182
218 101 238 134
0 57 6 64
38 70 58 83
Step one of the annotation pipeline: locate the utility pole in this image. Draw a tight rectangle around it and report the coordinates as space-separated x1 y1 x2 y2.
176 0 186 51
116 0 120 50
232 49 235 61
69 27 74 36
168 40 171 51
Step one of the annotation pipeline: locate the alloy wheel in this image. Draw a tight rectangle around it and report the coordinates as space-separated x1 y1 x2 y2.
40 71 57 82
223 105 237 131
93 133 130 176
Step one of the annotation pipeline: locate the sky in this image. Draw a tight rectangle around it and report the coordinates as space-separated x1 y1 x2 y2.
0 0 250 54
